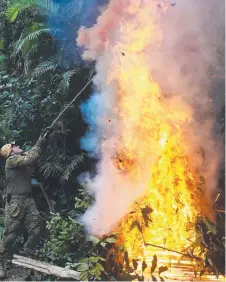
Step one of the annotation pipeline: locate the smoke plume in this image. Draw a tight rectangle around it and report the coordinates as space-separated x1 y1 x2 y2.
77 0 225 236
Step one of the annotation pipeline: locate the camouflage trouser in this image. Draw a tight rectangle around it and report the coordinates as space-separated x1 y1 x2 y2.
0 195 40 258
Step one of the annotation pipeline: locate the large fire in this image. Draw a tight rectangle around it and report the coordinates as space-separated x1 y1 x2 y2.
77 0 221 279
104 2 211 256
113 57 210 257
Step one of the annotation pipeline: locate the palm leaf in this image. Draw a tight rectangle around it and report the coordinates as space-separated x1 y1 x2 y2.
61 154 85 182
40 160 64 178
6 0 59 23
12 28 53 57
6 0 36 22
58 69 79 92
32 55 60 78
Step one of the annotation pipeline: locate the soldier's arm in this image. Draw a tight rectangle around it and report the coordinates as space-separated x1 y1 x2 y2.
6 137 47 168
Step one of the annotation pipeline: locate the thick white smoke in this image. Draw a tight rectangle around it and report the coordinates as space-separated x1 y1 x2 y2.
77 0 225 236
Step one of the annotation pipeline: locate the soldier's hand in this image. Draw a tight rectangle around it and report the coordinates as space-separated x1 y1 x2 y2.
36 133 49 148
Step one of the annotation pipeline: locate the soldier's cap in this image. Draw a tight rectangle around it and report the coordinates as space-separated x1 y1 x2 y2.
0 141 15 159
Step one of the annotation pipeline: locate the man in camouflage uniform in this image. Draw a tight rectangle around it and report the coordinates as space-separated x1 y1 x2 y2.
0 134 48 279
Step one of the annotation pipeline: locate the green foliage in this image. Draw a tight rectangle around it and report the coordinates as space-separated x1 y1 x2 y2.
189 216 225 278
6 0 36 22
33 55 60 77
61 154 86 182
42 213 84 263
12 28 53 57
42 211 119 281
75 256 105 281
58 69 79 92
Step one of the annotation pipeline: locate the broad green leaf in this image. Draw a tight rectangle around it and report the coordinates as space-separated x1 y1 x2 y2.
96 263 104 272
89 235 100 244
89 256 99 263
100 242 106 247
97 257 105 262
77 262 89 272
9 9 19 23
95 267 101 279
79 271 89 281
79 258 89 263
0 40 4 49
105 237 117 243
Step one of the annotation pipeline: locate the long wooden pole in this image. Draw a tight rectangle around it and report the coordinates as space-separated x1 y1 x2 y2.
44 76 94 138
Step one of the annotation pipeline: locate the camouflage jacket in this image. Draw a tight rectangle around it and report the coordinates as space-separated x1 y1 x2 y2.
5 137 46 195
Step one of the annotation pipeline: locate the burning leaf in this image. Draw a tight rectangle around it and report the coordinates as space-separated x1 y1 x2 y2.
200 268 206 277
132 259 138 270
129 210 136 215
142 205 153 214
129 220 142 233
137 275 144 281
207 258 215 268
141 205 153 226
151 255 158 273
202 217 217 235
142 261 148 272
151 275 157 281
124 251 129 266
159 266 168 275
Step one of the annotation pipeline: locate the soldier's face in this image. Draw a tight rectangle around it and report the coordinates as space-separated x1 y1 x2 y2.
11 145 23 155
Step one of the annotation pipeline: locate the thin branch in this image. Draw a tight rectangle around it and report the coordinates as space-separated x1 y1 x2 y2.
215 209 226 213
144 242 202 261
214 193 221 205
40 184 53 213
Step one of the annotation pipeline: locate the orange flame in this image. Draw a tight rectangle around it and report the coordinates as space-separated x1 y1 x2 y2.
78 0 216 275
106 1 213 261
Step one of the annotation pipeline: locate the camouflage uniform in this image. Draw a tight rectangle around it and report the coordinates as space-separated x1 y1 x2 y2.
0 136 46 277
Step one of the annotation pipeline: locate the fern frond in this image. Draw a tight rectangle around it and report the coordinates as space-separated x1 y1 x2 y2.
40 161 64 178
61 154 85 182
58 69 78 92
6 0 36 22
33 55 60 78
12 28 53 57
